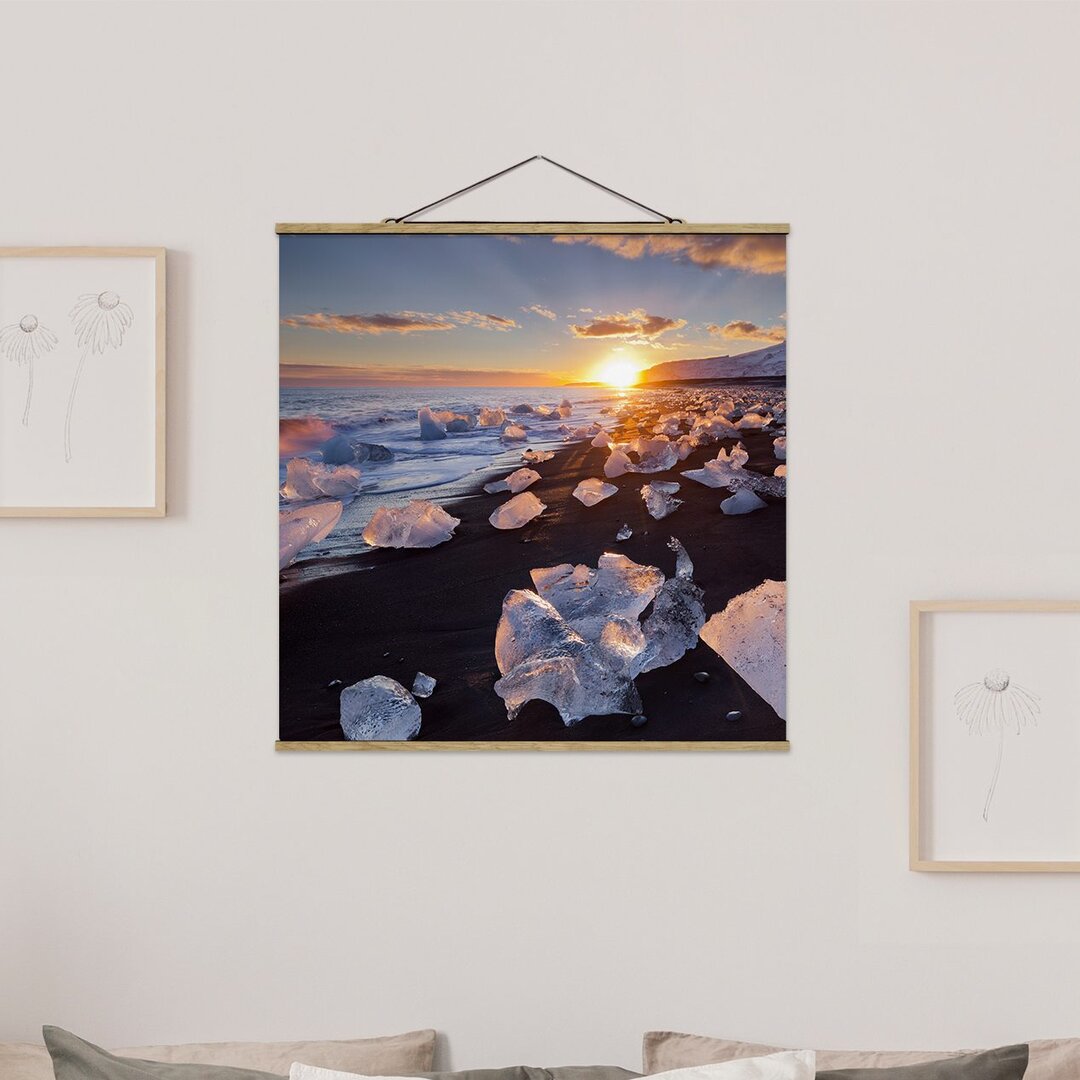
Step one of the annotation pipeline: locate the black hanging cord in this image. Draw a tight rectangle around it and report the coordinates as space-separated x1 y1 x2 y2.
384 155 685 225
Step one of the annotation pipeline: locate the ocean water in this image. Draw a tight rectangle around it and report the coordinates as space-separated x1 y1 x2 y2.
280 382 784 564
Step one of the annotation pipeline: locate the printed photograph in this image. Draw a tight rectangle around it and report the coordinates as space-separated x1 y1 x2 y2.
279 230 787 744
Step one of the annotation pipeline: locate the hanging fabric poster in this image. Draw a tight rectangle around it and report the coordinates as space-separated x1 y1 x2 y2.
278 223 787 749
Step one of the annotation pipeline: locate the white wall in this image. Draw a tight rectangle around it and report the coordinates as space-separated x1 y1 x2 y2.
2 0 1079 1068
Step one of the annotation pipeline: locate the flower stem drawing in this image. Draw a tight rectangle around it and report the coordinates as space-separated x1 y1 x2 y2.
66 290 134 461
0 314 59 426
954 668 1040 821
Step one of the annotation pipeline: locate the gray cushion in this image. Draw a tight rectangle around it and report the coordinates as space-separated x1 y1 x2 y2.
818 1044 1029 1079
44 1027 283 1079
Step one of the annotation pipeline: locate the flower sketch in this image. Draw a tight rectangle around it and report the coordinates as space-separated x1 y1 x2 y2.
65 290 134 461
0 314 59 426
955 668 1040 822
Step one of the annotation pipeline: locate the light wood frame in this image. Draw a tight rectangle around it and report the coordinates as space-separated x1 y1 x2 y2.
276 221 788 751
0 246 165 518
910 599 1080 872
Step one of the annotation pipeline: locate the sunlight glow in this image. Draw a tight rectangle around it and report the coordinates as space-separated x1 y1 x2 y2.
594 357 641 389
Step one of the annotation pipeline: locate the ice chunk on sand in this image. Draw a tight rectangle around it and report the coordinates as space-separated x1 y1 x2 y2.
721 488 768 515
489 491 546 530
641 480 683 520
736 411 772 431
591 430 611 448
522 448 555 463
573 478 618 507
604 447 633 478
279 499 343 569
340 676 422 741
558 397 573 418
615 524 633 541
493 590 642 725
626 437 678 473
700 579 786 719
681 444 750 490
690 415 740 442
773 436 787 460
412 672 437 698
501 424 528 442
477 407 506 427
418 407 447 440
484 467 541 494
675 435 695 460
774 464 787 478
637 538 706 674
281 457 362 501
530 553 664 641
362 499 461 548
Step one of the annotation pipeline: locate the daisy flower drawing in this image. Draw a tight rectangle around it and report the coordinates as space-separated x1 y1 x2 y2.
66 290 134 461
955 668 1040 822
0 314 59 426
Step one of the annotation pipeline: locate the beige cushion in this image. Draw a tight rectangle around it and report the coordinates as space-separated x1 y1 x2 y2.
642 1031 1080 1079
0 1028 435 1080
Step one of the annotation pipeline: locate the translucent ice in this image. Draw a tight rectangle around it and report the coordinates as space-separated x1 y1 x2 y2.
573 477 618 507
591 430 611 448
773 436 787 460
493 590 642 725
721 488 768 515
641 481 682 520
321 435 356 465
340 676 422 741
362 499 461 548
736 411 772 431
501 424 528 442
604 447 633 478
522 448 555 463
682 444 752 491
418 407 447 440
675 435 695 460
412 672 437 698
477 407 506 427
637 538 706 673
530 553 664 642
626 437 678 473
279 499 343 569
691 415 739 442
774 464 787 478
700 579 786 719
281 457 362 501
489 490 546 530
558 398 573 418
433 409 477 432
561 425 592 442
484 467 541 494
615 524 633 541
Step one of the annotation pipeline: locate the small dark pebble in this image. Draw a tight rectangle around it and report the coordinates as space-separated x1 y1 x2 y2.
726 710 742 721
630 714 648 728
326 679 343 690
693 671 710 683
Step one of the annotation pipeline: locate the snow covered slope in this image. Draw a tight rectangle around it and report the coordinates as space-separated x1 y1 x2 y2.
641 341 786 382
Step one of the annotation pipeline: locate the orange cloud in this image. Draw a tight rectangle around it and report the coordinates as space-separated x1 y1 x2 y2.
281 311 456 335
521 304 557 321
280 363 570 388
570 309 686 342
553 233 786 275
707 320 786 344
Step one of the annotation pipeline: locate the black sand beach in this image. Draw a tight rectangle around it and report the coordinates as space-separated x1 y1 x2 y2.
279 428 785 743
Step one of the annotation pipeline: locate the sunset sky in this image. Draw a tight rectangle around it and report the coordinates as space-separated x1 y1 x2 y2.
279 232 786 387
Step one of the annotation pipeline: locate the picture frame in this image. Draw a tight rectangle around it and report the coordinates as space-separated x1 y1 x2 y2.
277 221 789 751
910 599 1080 871
0 246 166 517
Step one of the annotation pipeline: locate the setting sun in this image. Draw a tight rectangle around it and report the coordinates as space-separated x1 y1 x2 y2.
594 356 641 388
